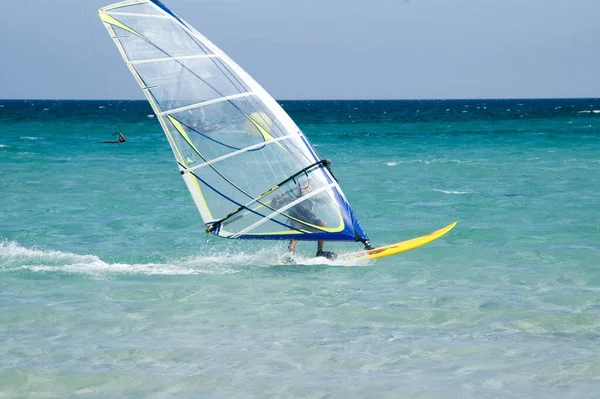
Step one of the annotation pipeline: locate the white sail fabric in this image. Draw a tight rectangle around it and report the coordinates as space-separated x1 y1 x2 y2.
99 0 369 242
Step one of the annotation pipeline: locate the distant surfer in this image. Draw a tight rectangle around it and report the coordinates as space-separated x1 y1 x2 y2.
102 131 126 144
271 177 337 260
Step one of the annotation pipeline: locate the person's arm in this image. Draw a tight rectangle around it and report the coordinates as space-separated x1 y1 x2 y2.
271 194 282 208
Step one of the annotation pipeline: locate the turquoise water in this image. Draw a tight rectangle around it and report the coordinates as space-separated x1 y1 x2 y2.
1 99 600 398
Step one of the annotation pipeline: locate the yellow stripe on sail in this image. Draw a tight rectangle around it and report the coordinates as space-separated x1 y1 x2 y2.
243 112 287 151
99 12 146 40
157 116 187 166
188 172 215 221
167 116 207 161
166 116 216 220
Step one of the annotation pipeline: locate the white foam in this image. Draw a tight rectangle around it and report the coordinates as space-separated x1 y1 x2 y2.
0 240 367 277
288 252 371 267
20 137 40 140
0 144 7 148
433 189 470 195
0 240 99 265
593 110 600 114
0 240 239 277
147 114 155 118
385 159 469 166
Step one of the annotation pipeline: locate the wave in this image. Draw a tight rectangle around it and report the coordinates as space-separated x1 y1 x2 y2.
0 240 367 278
385 159 472 166
432 188 470 195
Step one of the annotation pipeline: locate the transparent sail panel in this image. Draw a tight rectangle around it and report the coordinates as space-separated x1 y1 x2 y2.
108 15 212 61
134 58 249 112
166 96 312 167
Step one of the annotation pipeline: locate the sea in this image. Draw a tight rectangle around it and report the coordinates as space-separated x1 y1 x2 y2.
1 98 599 398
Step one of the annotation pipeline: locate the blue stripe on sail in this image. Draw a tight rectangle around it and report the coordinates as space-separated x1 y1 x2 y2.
341 194 369 241
180 122 239 151
178 120 241 151
237 228 357 242
334 187 369 242
299 134 322 164
150 0 188 27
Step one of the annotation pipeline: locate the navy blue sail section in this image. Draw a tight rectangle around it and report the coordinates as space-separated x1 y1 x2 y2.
150 0 187 27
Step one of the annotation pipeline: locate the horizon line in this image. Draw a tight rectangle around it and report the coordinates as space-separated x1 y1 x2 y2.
1 96 600 102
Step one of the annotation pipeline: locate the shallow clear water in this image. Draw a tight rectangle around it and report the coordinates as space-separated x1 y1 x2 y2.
1 99 599 398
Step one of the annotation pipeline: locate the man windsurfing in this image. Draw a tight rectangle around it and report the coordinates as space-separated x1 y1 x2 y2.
102 131 126 144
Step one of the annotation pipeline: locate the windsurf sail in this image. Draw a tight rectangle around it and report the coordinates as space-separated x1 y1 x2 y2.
99 0 369 243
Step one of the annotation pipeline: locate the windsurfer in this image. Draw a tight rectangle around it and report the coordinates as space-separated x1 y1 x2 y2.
101 131 126 144
271 178 337 260
116 131 126 143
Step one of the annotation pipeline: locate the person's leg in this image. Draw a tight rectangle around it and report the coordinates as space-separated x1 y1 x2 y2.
315 220 337 259
316 220 327 252
288 239 298 254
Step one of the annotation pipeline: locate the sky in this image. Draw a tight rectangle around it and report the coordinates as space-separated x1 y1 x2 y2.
0 0 599 100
